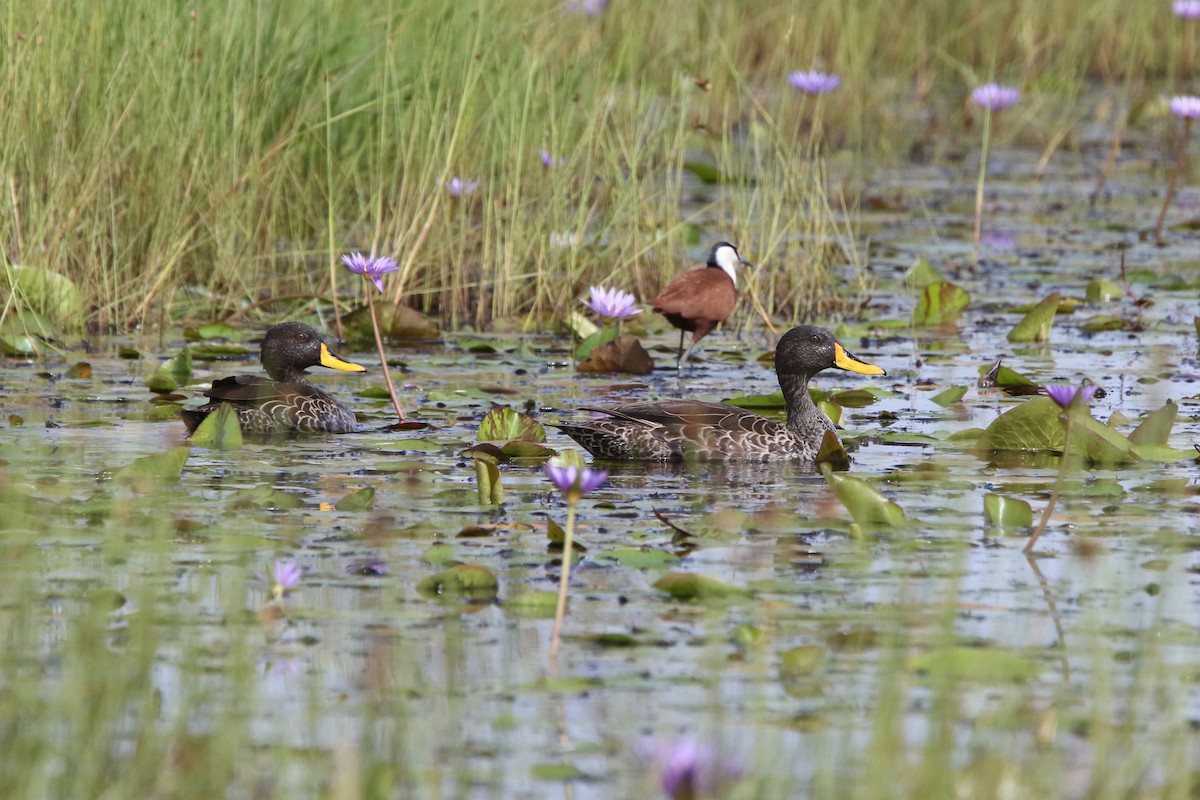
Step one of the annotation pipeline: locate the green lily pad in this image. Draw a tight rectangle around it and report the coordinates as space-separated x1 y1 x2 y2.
1128 400 1177 447
820 463 907 528
505 591 558 617
188 403 243 451
145 348 193 394
1008 292 1060 343
828 389 879 408
227 484 303 510
334 487 376 512
597 547 679 569
1128 444 1200 463
652 572 749 601
184 322 245 341
930 385 968 407
905 257 945 288
977 360 1039 393
189 344 252 360
724 390 786 409
1079 315 1126 333
4 265 83 326
974 398 1066 453
477 405 546 443
574 325 618 362
1085 278 1122 303
114 447 189 485
910 646 1042 682
474 459 503 505
417 563 499 599
913 281 970 326
983 493 1033 528
815 429 851 471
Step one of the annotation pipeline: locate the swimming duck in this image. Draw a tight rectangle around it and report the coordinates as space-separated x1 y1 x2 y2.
552 326 885 461
653 241 751 372
180 322 366 435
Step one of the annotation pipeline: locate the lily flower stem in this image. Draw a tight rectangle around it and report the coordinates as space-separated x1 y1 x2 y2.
1026 415 1074 554
550 500 577 659
973 107 993 265
1154 117 1194 243
365 290 406 423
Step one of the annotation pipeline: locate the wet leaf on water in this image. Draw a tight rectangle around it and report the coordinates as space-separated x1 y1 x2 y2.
189 344 252 360
588 632 638 648
554 449 588 471
416 563 499 599
474 459 503 505
1128 400 1177 447
577 335 654 375
119 347 140 359
530 763 588 782
1007 291 1061 343
596 547 678 569
1079 315 1126 333
188 403 243 450
912 281 970 326
818 400 842 426
653 572 750 601
1068 411 1137 466
114 446 189 485
477 405 546 443
819 464 907 528
498 440 555 460
227 484 303 510
574 325 618 362
723 390 785 409
909 646 1042 682
1128 444 1200 463
7 414 23 427
505 590 558 617
977 358 1039 393
546 517 587 551
974 397 1065 453
421 543 457 565
425 387 494 402
905 256 945 288
983 493 1033 528
359 386 394 400
780 645 825 680
145 348 193 394
930 385 968 407
828 389 879 408
3 265 84 326
814 430 851 471
65 362 92 379
565 310 599 340
183 322 244 341
334 487 376 512
1085 278 1122 303
731 623 764 651
0 316 44 356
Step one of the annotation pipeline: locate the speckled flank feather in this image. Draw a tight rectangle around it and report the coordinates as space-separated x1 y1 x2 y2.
552 326 885 463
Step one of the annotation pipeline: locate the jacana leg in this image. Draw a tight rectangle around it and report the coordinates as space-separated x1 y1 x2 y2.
675 330 686 373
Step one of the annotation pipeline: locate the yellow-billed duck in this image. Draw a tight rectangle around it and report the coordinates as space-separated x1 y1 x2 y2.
180 322 366 435
552 325 885 461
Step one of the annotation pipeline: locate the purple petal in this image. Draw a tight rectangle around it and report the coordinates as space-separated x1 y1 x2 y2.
1175 0 1200 19
971 83 1020 111
1169 95 1200 119
787 70 841 95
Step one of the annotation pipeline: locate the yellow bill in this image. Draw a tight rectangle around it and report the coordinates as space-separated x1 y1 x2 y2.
319 342 367 373
833 342 886 376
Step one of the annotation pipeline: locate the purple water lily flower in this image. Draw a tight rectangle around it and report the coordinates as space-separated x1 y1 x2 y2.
1043 383 1098 410
540 150 561 169
564 0 607 16
439 176 480 197
1170 95 1200 119
971 83 1021 111
545 461 607 500
256 560 303 600
638 737 744 800
583 286 641 320
341 252 399 293
1175 0 1200 19
787 70 841 95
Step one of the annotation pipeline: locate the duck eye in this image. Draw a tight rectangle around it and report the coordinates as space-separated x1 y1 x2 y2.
810 335 820 343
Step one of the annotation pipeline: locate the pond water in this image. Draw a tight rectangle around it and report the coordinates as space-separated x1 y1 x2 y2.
2 140 1199 798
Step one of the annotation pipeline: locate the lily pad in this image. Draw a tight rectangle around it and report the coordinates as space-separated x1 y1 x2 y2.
905 257 945 288
334 487 376 512
1085 278 1122 303
184 323 244 341
974 398 1066 453
1007 292 1061 343
145 348 193 394
596 547 679 569
478 405 545 443
820 463 907 528
574 325 618 362
4 265 83 326
653 572 749 601
724 390 786 409
913 281 970 326
930 385 967 407
577 335 653 375
114 447 189 485
910 646 1042 682
417 563 499 599
983 493 1033 528
474 459 503 505
188 403 243 451
1128 400 1177 447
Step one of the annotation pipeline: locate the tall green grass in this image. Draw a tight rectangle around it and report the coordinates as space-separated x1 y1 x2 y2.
0 0 1183 332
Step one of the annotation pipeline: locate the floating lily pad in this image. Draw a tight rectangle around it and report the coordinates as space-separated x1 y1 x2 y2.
417 563 499 599
574 325 618 362
930 385 968 407
228 484 304 510
474 459 503 505
505 591 558 617
983 493 1033 528
724 390 785 409
1008 292 1060 343
1128 400 1177 447
114 447 189 485
189 344 252 360
145 348 193 394
596 547 679 569
910 646 1042 682
188 403 243 451
334 487 376 512
912 281 970 326
4 265 83 326
905 257 945 288
184 323 244 342
478 405 545 443
1085 278 1122 303
653 572 749 601
820 463 907 528
973 397 1066 453
1079 315 1126 333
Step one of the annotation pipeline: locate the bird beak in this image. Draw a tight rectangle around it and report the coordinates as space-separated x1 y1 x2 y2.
833 342 886 376
319 342 367 373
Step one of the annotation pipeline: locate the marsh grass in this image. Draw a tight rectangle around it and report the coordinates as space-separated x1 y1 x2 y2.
0 1 1189 335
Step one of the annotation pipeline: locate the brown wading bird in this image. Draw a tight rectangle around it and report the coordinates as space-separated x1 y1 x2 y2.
551 326 885 462
652 241 752 372
180 322 366 435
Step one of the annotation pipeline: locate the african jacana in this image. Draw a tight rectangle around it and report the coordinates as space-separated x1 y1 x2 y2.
652 241 751 372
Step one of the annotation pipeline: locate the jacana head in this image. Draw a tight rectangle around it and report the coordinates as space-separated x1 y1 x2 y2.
706 241 753 287
775 326 886 379
261 322 367 381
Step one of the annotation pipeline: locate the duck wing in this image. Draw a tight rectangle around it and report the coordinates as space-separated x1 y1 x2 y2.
195 376 357 434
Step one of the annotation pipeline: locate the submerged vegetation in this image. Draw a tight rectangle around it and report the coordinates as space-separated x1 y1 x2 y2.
2 2 1200 799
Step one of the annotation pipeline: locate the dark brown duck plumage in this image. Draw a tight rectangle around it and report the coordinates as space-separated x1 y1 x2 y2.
552 326 885 462
653 241 751 371
180 322 366 435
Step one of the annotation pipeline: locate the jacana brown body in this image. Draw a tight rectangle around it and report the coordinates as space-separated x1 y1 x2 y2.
652 241 750 371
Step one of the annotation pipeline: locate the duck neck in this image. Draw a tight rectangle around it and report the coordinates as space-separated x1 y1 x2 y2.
780 371 827 437
266 362 310 383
